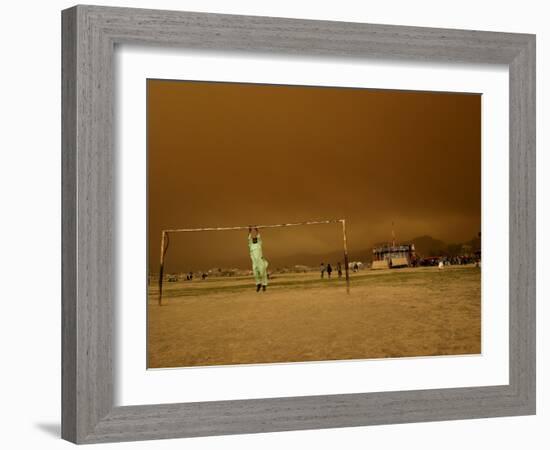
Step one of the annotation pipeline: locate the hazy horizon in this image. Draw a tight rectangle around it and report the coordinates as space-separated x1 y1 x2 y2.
149 232 479 273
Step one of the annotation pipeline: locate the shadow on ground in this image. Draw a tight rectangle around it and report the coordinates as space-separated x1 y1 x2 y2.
35 423 60 438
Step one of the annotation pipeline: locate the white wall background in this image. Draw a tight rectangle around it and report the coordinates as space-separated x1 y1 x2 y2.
0 1 546 448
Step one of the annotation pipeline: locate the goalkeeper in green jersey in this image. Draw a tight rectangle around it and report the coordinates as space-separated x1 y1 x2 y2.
248 227 269 292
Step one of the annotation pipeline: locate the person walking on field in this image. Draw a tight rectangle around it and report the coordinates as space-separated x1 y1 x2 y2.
248 227 269 292
326 263 333 279
337 261 343 278
320 263 326 279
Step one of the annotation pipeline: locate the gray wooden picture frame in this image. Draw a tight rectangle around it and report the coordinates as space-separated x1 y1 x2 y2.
61 4 536 444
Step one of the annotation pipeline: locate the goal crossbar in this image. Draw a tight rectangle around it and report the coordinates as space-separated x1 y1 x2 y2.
163 219 345 233
157 219 350 305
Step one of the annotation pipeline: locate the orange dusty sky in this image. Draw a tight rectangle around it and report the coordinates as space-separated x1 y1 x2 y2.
147 79 481 272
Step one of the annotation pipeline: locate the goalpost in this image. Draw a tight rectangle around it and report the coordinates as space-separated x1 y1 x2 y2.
157 219 350 305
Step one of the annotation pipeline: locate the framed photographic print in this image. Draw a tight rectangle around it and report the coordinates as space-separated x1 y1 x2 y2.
62 5 536 444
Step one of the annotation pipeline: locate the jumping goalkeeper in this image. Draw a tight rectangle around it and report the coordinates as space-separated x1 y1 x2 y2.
248 227 269 292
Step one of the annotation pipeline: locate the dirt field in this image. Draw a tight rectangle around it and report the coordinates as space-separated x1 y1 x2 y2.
147 265 481 368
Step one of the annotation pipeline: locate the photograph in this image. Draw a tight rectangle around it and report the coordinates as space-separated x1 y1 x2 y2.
146 79 482 369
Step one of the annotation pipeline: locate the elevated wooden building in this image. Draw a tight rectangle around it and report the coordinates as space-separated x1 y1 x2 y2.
371 243 416 269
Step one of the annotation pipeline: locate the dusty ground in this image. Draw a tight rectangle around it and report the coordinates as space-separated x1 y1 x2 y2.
147 266 481 368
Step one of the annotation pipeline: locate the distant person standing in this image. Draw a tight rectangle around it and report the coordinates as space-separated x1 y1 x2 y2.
353 262 359 273
337 262 343 278
320 263 326 279
326 263 333 279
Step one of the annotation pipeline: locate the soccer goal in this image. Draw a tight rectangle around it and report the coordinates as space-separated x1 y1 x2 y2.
156 219 350 305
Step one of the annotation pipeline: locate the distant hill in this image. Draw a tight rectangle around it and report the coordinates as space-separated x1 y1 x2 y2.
409 235 447 257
